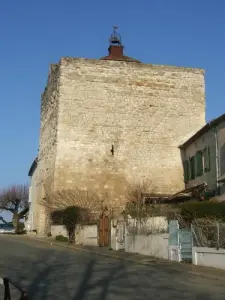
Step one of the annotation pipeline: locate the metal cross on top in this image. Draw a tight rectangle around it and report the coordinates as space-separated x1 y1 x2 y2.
109 25 122 46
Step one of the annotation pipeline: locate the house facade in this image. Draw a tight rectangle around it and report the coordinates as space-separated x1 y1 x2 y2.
179 113 225 197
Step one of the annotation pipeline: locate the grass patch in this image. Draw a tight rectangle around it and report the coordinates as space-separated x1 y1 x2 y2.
55 235 68 242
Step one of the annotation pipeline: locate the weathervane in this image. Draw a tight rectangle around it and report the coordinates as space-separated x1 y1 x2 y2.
109 25 122 46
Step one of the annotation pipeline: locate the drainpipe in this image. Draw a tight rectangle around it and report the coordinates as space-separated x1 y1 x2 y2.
215 127 220 195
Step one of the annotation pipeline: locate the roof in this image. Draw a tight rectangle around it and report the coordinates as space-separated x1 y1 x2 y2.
28 157 38 176
59 58 204 73
179 113 225 149
100 55 141 63
169 183 207 200
141 193 193 204
100 44 141 63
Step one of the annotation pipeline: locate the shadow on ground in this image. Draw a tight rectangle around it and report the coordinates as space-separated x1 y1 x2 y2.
0 237 225 300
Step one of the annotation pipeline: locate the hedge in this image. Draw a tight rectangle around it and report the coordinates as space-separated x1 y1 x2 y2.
179 201 225 223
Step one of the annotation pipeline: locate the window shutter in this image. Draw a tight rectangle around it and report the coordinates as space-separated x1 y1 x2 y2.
186 160 190 181
196 151 203 176
203 147 207 172
207 146 211 172
203 146 211 172
190 156 195 180
183 160 189 183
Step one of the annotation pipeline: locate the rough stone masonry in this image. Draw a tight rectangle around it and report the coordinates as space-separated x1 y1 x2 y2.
34 34 205 233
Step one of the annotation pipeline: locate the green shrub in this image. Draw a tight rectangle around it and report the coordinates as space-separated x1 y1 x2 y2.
50 205 90 243
17 222 25 231
51 210 64 225
15 222 26 234
180 201 225 224
16 229 27 235
63 206 80 243
55 235 68 242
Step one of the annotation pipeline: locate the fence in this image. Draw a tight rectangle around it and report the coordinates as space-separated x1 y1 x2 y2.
168 220 192 262
126 216 168 236
125 216 169 259
111 219 125 251
0 277 28 299
192 220 225 249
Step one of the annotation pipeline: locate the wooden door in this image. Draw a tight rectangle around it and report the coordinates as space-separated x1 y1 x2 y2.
99 214 109 247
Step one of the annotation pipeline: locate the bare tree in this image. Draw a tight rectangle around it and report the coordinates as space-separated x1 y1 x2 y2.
125 181 166 236
0 184 29 231
41 187 103 222
125 181 152 221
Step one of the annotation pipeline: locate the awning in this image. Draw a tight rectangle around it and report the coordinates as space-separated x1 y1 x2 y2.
169 183 207 200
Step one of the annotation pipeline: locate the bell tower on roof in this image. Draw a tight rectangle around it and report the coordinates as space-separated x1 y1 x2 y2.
100 26 141 63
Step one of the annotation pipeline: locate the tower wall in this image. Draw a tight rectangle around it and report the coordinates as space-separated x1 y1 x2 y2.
50 58 206 209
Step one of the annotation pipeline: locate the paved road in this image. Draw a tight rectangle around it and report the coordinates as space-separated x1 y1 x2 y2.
0 236 225 300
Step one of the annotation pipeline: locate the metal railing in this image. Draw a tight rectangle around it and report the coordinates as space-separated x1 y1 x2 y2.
192 220 225 249
0 277 28 300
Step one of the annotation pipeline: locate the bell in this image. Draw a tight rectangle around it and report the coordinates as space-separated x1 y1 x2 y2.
110 37 120 44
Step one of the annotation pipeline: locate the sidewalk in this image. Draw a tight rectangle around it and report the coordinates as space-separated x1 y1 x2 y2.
29 235 160 264
27 235 225 282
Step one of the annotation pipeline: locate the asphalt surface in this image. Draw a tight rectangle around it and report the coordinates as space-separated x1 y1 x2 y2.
0 236 225 299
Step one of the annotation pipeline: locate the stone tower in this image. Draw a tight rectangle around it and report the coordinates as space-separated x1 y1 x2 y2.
34 28 205 233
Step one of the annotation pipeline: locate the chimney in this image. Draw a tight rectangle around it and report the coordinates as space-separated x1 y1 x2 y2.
108 45 124 58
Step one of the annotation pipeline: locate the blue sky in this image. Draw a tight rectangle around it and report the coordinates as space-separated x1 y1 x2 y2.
0 0 224 190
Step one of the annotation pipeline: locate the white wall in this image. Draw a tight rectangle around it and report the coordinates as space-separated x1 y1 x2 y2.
51 224 98 246
125 234 169 259
51 225 68 238
193 247 225 270
168 245 181 262
75 224 98 246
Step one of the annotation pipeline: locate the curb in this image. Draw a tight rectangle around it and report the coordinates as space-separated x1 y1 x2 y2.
26 236 225 281
187 271 225 281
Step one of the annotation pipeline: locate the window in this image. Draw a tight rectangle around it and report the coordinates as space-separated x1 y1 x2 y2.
183 160 190 183
190 156 195 180
196 151 203 176
203 146 211 172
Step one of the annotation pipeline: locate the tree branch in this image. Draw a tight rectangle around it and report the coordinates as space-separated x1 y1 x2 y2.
0 184 29 216
0 206 15 213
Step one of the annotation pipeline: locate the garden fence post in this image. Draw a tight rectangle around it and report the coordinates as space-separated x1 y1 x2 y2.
216 221 220 250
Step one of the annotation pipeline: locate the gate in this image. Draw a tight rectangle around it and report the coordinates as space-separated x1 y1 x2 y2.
168 220 179 246
117 219 125 244
179 228 192 262
168 220 192 262
99 214 109 247
115 219 125 250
